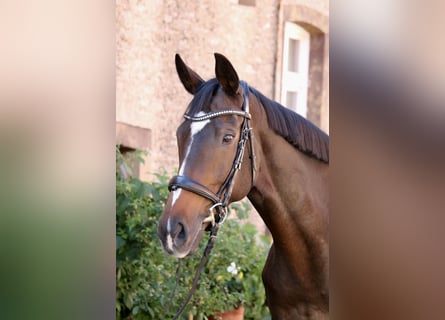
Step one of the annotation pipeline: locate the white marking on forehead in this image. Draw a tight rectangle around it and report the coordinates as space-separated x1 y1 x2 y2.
166 234 173 252
190 112 211 136
178 111 210 177
171 189 182 207
166 218 172 233
173 112 210 209
166 218 173 251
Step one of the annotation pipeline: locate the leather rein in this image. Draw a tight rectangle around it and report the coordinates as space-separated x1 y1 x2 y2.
166 81 256 319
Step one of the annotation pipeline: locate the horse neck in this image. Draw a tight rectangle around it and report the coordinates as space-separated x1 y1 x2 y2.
247 125 329 249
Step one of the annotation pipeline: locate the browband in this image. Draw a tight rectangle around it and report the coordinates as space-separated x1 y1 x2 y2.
184 110 250 121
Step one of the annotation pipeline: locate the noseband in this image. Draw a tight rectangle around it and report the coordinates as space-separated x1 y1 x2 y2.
168 81 256 226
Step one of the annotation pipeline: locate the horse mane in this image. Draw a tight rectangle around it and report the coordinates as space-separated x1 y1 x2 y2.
249 86 329 163
185 79 329 163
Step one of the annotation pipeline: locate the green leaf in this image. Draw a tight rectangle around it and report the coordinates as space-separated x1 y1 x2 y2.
147 306 155 318
124 293 133 309
116 198 130 214
132 306 139 315
116 146 270 319
116 235 126 250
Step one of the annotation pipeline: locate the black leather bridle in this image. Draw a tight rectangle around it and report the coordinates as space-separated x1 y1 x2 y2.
167 81 256 227
165 81 256 320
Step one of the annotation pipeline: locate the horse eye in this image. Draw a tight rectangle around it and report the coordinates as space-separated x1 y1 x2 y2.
222 134 234 144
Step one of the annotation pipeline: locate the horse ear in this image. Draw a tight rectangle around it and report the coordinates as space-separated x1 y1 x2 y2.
214 53 239 96
175 54 205 95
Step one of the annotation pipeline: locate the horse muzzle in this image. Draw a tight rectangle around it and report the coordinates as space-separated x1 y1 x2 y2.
158 215 206 258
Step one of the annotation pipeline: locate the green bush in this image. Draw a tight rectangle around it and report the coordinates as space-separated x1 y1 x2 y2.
116 148 271 319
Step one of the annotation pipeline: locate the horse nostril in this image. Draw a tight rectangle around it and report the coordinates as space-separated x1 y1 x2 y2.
173 221 187 246
177 223 186 239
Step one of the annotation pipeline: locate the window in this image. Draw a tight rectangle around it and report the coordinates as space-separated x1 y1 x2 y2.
118 145 140 179
281 22 310 116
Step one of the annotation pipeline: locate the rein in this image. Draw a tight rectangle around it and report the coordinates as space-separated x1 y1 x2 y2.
166 81 256 319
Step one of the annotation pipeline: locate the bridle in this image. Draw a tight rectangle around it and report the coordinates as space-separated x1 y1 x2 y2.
168 80 256 227
165 81 256 319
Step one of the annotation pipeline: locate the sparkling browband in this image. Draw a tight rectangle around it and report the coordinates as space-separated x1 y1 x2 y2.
184 110 251 122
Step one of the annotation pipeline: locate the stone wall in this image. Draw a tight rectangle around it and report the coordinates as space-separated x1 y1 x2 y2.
117 0 279 180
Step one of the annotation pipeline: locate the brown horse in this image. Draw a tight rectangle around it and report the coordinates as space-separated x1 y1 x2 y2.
158 53 329 319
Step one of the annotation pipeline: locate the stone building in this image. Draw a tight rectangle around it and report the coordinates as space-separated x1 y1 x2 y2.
116 0 329 181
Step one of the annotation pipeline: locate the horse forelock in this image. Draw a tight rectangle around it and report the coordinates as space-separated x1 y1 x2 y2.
185 79 220 116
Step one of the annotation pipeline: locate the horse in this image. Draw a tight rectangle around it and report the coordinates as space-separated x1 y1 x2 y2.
158 53 329 319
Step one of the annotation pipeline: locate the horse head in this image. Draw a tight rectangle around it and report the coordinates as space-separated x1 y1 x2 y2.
158 53 255 258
